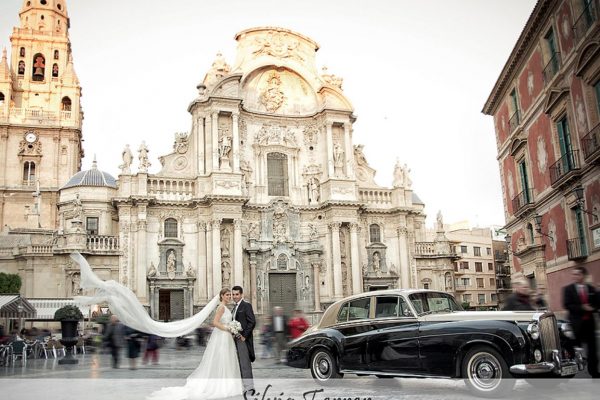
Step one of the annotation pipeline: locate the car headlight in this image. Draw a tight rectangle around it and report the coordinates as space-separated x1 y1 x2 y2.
560 322 575 339
527 322 540 340
534 348 543 362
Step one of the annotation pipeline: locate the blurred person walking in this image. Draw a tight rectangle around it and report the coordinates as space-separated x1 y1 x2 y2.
260 316 274 359
143 334 160 365
288 309 309 339
125 326 142 370
502 279 534 311
103 315 125 368
272 306 288 363
563 266 599 378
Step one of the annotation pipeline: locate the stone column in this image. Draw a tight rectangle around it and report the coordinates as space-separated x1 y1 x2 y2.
212 218 222 293
330 222 343 298
349 223 362 294
137 219 147 301
197 221 207 301
233 219 243 286
326 122 334 178
198 116 205 175
313 262 321 312
250 260 257 310
398 226 410 288
205 115 213 172
206 221 213 299
344 122 354 178
212 112 219 171
232 113 240 172
149 281 156 319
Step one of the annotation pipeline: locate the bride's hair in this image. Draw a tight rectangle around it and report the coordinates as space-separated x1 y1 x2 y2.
219 287 230 301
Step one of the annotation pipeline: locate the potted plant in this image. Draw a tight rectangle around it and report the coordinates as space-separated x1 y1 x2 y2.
54 305 83 365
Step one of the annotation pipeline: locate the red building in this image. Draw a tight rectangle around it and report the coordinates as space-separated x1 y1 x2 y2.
483 0 600 312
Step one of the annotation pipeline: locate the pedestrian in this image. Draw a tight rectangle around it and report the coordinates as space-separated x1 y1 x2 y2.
533 290 547 310
142 334 160 365
562 266 599 378
272 306 288 363
125 326 142 370
502 279 534 311
288 309 309 340
260 315 274 359
103 315 125 368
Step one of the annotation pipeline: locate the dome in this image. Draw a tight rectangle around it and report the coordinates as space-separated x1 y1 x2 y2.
62 159 117 189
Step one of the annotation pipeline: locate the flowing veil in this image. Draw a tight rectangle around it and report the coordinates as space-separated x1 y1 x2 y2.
71 252 219 337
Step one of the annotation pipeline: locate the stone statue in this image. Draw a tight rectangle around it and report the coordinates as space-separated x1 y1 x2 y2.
247 222 260 240
72 273 81 295
446 273 453 289
138 141 151 173
186 263 196 277
119 144 133 174
308 223 318 240
403 163 412 189
221 227 231 257
221 261 231 287
333 142 344 168
72 194 83 220
272 203 288 244
218 135 232 166
372 252 381 272
436 210 444 231
166 250 176 279
354 144 368 167
393 159 404 188
147 262 157 278
307 177 320 204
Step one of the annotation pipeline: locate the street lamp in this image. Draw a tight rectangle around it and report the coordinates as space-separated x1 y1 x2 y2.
534 213 554 240
573 186 598 219
17 298 24 334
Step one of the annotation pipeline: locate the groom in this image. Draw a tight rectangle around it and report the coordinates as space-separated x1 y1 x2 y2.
232 285 256 392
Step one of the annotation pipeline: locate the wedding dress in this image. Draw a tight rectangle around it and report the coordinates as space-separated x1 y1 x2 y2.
146 306 243 400
69 253 243 399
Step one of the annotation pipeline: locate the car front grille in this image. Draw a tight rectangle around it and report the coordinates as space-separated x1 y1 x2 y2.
539 314 560 361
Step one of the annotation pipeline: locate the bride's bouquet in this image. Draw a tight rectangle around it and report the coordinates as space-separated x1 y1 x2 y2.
227 320 242 336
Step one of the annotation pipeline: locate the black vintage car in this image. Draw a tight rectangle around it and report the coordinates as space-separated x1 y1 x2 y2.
287 289 585 397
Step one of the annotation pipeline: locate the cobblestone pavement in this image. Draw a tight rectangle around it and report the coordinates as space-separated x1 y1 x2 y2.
1 342 597 400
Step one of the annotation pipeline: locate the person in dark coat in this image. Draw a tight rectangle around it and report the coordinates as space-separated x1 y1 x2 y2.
142 334 160 365
103 315 125 368
232 285 256 392
502 279 534 311
125 326 142 370
563 266 599 378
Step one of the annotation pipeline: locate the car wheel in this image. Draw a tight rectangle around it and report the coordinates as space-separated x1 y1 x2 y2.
462 346 515 398
310 349 343 383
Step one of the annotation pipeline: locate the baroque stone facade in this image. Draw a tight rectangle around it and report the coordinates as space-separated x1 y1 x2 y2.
0 3 428 321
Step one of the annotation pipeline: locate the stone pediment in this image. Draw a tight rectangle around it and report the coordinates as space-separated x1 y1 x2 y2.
318 86 353 111
157 132 193 176
575 40 600 85
509 135 528 157
211 74 242 98
543 87 569 117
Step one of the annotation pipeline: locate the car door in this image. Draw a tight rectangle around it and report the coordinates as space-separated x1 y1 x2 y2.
366 295 420 374
335 297 375 371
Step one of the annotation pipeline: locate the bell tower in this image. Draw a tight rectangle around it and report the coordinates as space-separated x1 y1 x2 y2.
0 0 83 230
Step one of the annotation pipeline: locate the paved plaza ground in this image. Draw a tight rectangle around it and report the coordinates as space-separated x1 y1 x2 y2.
1 340 597 400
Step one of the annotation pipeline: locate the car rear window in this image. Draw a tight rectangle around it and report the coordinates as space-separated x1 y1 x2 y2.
348 298 370 321
375 296 398 318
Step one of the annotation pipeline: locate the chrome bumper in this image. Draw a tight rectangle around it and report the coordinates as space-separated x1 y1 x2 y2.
509 348 586 376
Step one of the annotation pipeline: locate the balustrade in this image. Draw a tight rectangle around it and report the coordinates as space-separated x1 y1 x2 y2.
87 235 120 251
358 189 393 205
147 178 195 200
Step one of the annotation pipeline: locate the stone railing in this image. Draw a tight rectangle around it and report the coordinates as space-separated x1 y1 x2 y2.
148 178 196 201
358 188 393 206
87 235 120 251
1 107 81 127
414 242 436 256
29 245 53 254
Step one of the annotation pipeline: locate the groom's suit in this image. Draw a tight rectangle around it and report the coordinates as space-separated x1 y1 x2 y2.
234 299 256 390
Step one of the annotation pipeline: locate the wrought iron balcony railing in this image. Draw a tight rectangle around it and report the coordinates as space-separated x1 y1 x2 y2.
511 188 534 213
582 123 600 162
567 237 588 260
550 150 580 185
543 52 561 85
573 0 598 42
496 267 510 276
509 110 521 132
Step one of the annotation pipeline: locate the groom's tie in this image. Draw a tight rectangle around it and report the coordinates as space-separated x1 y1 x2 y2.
233 301 240 319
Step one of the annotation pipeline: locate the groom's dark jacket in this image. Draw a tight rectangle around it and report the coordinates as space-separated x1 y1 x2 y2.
235 299 256 362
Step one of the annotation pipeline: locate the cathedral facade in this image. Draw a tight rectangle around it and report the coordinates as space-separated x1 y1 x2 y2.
1 1 453 321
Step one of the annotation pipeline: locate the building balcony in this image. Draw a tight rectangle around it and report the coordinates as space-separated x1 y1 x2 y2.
511 188 534 216
582 123 600 164
496 266 510 276
509 110 521 133
455 285 467 292
550 150 581 187
573 0 598 43
543 52 561 86
454 268 467 276
86 235 120 252
567 237 588 260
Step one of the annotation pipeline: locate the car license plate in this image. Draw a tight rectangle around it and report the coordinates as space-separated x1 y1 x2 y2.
561 364 578 376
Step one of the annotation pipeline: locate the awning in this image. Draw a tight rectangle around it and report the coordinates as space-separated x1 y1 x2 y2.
0 295 37 319
27 298 90 320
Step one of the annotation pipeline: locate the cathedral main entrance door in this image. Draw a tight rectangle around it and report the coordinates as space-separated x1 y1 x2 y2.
159 289 185 321
269 273 297 314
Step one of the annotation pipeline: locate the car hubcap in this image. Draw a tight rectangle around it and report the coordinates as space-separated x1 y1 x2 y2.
313 352 331 380
468 352 501 391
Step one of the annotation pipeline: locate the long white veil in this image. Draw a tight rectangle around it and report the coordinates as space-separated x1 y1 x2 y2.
71 252 219 337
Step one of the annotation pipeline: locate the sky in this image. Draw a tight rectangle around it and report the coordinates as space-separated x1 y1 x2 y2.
0 0 537 229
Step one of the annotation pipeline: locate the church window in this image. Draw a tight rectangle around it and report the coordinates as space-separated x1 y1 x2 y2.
32 53 45 81
277 254 288 270
18 61 25 75
53 50 59 60
0 92 4 104
61 96 71 111
41 15 45 20
57 4 62 10
23 161 36 184
26 1 31 6
86 217 99 235
41 0 47 5
164 218 178 238
20 47 25 57
267 152 288 196
52 63 59 77
369 224 381 243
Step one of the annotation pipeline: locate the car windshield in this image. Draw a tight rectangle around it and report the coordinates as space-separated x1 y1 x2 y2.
408 292 463 316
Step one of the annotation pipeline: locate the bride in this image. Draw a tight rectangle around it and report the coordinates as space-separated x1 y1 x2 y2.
69 253 243 399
